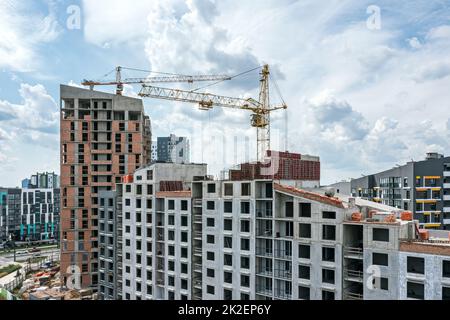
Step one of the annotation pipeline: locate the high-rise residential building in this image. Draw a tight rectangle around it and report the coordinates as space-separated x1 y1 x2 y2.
0 187 60 242
22 172 60 189
151 141 157 162
350 153 450 230
113 158 450 300
157 134 190 164
59 85 151 290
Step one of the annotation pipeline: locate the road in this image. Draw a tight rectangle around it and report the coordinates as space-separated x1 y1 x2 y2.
0 249 60 267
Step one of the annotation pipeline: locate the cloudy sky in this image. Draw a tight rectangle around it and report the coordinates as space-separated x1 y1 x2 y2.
0 0 449 186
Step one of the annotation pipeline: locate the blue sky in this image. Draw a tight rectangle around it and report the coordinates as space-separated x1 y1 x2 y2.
0 0 450 186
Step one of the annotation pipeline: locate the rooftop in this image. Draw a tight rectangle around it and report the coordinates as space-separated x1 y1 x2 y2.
155 191 192 198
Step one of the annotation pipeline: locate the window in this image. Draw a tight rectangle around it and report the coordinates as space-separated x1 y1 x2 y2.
168 215 175 226
207 269 215 278
299 203 311 218
299 224 311 238
298 245 310 259
181 279 188 290
181 263 188 274
241 257 250 269
322 290 335 300
407 282 424 299
181 216 188 227
168 246 175 256
323 225 336 241
224 201 232 213
241 183 251 196
207 218 215 227
168 200 175 210
168 276 175 287
207 184 216 193
241 202 250 214
224 289 232 300
224 254 233 266
285 202 293 217
373 253 389 266
207 201 215 210
443 287 450 300
241 220 250 233
181 200 188 211
241 275 250 287
241 293 250 300
224 183 233 196
181 247 188 258
207 235 215 244
373 277 389 291
373 228 389 242
224 272 233 284
407 257 425 274
181 232 188 243
298 265 310 279
241 238 250 251
207 286 215 295
322 247 335 262
224 236 233 249
298 286 310 300
443 261 450 278
322 269 335 284
323 211 336 219
224 219 233 231
207 252 215 261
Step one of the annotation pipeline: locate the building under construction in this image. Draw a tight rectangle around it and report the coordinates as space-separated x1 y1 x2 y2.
59 85 152 289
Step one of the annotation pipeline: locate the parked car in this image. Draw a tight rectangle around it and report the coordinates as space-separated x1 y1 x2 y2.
28 247 41 253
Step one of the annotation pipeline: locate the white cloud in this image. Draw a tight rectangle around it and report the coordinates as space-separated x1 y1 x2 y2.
10 0 448 184
0 83 59 136
0 1 62 72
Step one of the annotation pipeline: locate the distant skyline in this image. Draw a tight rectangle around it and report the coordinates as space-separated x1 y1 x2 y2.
0 0 450 186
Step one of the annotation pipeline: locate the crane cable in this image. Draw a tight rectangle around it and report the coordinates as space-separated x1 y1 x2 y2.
190 65 264 93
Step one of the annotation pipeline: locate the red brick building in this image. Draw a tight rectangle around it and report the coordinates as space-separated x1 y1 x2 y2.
60 85 151 289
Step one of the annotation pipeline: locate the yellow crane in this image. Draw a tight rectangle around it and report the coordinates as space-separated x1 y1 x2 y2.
82 65 287 162
82 66 232 95
139 64 287 162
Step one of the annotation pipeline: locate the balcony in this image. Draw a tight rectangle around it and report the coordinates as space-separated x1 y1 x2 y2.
444 171 450 177
274 249 292 260
443 219 450 225
256 269 273 277
444 195 450 201
344 270 364 283
256 229 273 237
256 210 273 219
274 291 292 300
194 248 202 257
444 183 450 189
273 269 292 280
345 292 363 300
193 199 202 207
343 247 363 260
255 247 273 257
255 286 273 297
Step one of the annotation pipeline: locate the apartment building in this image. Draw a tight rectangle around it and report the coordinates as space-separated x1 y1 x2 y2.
22 172 60 189
60 85 151 289
98 187 123 300
0 187 60 242
351 153 450 230
119 163 207 300
157 134 190 164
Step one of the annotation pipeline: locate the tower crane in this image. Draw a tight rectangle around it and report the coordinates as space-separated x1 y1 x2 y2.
139 64 287 162
82 66 232 95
